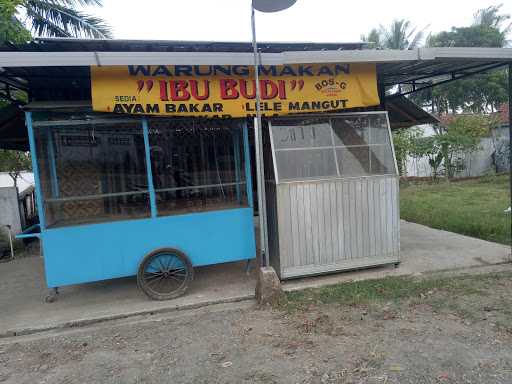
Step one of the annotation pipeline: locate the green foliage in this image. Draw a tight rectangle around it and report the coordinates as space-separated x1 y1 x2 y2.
280 271 505 312
0 0 110 105
0 149 31 188
404 116 494 179
411 135 445 179
428 25 507 48
474 4 511 31
362 19 427 50
400 174 511 245
2 0 111 40
361 28 381 49
0 0 31 43
22 0 111 38
428 4 510 48
392 126 423 176
437 115 491 177
414 4 510 113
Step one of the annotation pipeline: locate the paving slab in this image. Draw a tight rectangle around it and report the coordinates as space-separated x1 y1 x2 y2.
0 258 256 337
0 220 510 336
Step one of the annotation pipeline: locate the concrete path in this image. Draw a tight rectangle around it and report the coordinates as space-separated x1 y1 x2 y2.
283 220 511 291
0 221 509 337
0 259 256 337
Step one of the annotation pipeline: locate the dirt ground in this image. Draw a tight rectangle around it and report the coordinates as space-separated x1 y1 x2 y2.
1 271 512 384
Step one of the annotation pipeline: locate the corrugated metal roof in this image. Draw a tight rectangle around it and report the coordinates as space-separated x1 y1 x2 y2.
0 39 509 150
385 95 439 129
0 42 510 100
0 105 27 151
1 38 366 53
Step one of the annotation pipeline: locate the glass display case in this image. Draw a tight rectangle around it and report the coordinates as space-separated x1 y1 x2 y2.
266 112 400 278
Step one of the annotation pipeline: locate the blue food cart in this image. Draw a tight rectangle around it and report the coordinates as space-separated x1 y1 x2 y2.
24 108 256 301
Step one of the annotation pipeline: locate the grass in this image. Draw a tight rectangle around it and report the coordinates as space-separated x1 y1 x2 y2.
280 273 492 312
400 174 511 245
279 272 512 326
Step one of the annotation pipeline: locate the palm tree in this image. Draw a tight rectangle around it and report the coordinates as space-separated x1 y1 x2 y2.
383 19 427 50
473 4 510 30
362 19 427 50
17 0 111 38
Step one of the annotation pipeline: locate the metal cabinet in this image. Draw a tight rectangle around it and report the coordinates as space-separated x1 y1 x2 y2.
266 112 400 279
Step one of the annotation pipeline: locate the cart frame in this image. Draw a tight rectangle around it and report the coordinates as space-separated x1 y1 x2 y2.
23 111 256 291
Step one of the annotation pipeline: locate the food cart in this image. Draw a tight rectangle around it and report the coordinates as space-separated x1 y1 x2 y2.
26 109 256 301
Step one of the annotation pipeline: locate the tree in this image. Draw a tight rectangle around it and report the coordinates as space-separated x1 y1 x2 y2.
474 4 511 32
0 1 31 43
0 149 32 191
437 115 491 178
361 28 381 49
4 0 111 40
392 126 424 176
412 5 510 113
411 135 445 180
362 19 427 50
407 115 494 179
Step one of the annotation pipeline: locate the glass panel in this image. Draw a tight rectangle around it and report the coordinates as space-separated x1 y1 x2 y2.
336 147 370 177
332 116 369 146
271 120 333 149
155 185 247 216
34 120 150 227
148 120 247 216
370 145 395 174
370 114 391 145
275 149 337 181
44 193 150 228
268 113 395 182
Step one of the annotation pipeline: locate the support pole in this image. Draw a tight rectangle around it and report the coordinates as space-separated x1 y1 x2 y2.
508 63 512 261
242 123 254 208
251 4 270 267
142 118 157 218
47 127 59 198
232 129 242 203
26 112 46 230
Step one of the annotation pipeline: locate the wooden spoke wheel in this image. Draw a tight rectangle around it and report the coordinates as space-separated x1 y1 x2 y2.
137 248 193 300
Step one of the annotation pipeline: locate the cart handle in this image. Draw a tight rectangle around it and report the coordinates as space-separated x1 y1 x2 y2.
16 223 41 239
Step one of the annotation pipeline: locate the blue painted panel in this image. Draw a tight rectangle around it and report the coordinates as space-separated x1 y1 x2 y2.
41 208 256 287
142 118 157 218
25 112 47 229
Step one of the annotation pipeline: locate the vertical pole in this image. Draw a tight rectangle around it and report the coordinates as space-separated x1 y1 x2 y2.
7 225 14 260
47 127 59 198
251 4 270 267
254 116 269 266
142 118 157 218
26 112 46 230
508 63 512 260
233 128 242 203
242 122 254 208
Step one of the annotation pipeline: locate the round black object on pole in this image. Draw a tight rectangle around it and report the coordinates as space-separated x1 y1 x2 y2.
252 0 297 13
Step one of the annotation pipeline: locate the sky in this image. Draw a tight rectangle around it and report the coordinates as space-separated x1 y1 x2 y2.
88 0 512 43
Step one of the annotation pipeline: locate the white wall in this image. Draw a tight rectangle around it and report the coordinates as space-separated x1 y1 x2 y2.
0 187 22 234
0 172 34 193
404 125 508 178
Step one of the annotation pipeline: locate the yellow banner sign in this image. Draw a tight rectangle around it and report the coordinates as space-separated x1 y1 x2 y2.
91 63 379 117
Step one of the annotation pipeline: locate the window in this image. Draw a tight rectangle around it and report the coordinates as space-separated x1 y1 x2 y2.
34 120 150 227
148 119 248 216
269 113 396 182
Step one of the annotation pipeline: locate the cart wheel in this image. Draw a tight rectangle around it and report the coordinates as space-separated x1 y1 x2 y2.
137 248 193 300
45 287 59 303
45 295 56 303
